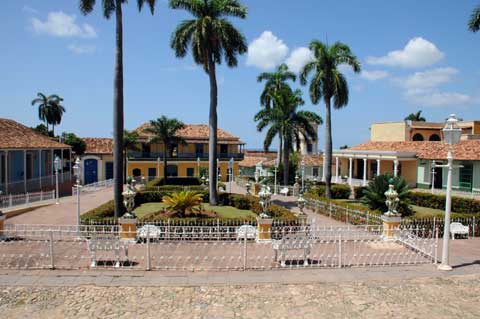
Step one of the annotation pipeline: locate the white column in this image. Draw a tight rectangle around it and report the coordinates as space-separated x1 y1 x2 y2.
394 160 399 177
322 154 326 182
377 159 381 177
23 150 27 193
335 157 339 183
348 157 353 186
363 158 367 186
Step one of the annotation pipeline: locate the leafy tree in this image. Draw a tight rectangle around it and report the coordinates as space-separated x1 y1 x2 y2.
162 191 204 217
47 96 66 136
31 93 62 133
143 116 186 185
123 130 141 183
468 5 480 32
62 132 87 156
257 63 297 165
300 40 361 198
254 87 322 185
170 0 248 205
339 145 349 150
79 0 157 217
362 174 412 217
404 110 426 122
32 124 51 137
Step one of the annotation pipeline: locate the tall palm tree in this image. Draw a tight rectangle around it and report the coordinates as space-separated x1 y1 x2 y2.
170 0 248 205
404 110 426 122
143 116 186 185
31 93 62 134
79 0 157 217
254 88 321 184
468 5 480 32
123 130 140 183
300 41 360 198
257 63 296 165
47 97 66 136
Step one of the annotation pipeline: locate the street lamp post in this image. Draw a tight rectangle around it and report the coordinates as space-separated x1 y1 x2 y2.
438 114 462 271
431 161 436 194
274 159 278 195
54 155 61 204
228 157 234 194
301 159 305 193
73 158 82 235
197 157 201 178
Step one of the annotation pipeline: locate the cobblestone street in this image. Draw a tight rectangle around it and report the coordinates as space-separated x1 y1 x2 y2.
1 274 479 318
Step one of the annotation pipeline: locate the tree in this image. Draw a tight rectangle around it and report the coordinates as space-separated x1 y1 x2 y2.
170 0 248 205
32 124 50 137
468 5 480 32
257 63 296 165
254 87 322 185
300 41 360 198
31 93 62 133
162 191 204 217
47 97 66 136
405 110 426 122
143 116 186 185
79 0 157 218
62 132 86 156
123 130 140 183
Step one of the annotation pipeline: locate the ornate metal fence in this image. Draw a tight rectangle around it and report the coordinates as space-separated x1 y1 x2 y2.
0 223 437 271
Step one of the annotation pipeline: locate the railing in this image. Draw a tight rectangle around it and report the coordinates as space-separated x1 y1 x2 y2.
414 187 480 200
0 173 72 195
0 190 56 210
0 223 437 270
72 179 114 196
128 152 244 160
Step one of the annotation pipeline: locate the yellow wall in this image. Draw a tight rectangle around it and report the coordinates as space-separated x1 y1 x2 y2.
139 141 240 154
410 128 442 141
400 161 417 186
370 122 408 142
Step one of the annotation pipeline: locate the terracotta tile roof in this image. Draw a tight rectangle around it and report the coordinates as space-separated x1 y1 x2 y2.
83 138 114 155
239 156 267 167
244 150 277 159
348 140 480 161
135 123 243 143
0 118 70 150
302 154 322 166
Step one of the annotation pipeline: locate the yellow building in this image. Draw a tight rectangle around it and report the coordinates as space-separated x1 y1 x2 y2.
127 123 245 182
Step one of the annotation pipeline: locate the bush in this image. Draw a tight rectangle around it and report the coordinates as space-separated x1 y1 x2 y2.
309 184 351 199
353 186 367 199
145 185 206 193
147 177 201 187
81 200 115 221
407 192 480 214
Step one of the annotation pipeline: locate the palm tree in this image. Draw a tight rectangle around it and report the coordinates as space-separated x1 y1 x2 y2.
254 87 322 184
468 5 480 32
47 97 66 136
404 110 426 122
143 116 186 185
170 0 248 205
123 130 140 183
300 41 360 198
257 63 296 165
79 0 157 217
31 93 62 134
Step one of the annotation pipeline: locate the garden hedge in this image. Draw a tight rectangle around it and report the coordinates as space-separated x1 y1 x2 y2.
407 192 480 214
308 184 351 199
146 177 201 188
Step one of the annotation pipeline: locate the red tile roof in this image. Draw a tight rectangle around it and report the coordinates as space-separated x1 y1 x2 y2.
0 118 70 150
83 138 114 155
349 140 480 161
239 156 267 167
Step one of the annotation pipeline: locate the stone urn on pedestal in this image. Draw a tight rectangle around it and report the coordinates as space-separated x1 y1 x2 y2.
296 192 308 225
293 175 300 197
256 185 273 242
382 179 401 240
119 178 138 242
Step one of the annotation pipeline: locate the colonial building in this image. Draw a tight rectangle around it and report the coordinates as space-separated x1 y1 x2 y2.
333 119 480 192
0 118 72 194
80 138 114 185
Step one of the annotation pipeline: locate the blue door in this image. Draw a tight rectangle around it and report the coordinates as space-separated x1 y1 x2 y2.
84 159 98 185
105 162 114 180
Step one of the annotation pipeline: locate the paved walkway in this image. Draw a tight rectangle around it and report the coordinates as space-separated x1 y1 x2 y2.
6 188 113 225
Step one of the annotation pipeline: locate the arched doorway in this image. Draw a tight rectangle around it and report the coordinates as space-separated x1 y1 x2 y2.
412 133 424 141
132 168 142 177
429 134 441 141
84 159 98 185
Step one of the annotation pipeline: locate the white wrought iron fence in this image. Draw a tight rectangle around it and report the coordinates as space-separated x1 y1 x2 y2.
0 223 437 271
72 179 114 196
0 190 56 210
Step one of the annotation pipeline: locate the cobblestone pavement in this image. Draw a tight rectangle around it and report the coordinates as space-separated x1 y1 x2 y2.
1 274 479 318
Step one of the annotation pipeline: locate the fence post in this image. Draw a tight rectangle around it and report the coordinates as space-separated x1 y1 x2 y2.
338 234 342 268
49 230 55 269
243 229 247 271
217 219 220 241
473 216 476 238
26 193 29 205
434 227 439 264
146 229 151 271
8 194 12 208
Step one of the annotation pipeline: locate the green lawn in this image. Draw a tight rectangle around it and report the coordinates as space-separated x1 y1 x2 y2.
133 202 256 219
411 205 446 218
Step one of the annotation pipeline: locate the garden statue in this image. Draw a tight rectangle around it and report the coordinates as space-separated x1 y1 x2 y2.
122 177 137 219
258 184 272 218
381 178 401 240
254 170 259 183
297 192 306 215
200 175 206 185
384 178 400 217
293 174 300 196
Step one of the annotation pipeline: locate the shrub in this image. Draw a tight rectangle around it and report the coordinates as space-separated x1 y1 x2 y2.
362 174 412 217
353 186 367 199
147 177 201 187
81 200 115 221
309 184 351 199
407 192 480 214
162 191 204 217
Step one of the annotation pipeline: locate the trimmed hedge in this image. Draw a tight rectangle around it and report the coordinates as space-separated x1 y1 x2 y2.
407 192 480 214
308 184 351 199
353 186 367 200
146 177 201 188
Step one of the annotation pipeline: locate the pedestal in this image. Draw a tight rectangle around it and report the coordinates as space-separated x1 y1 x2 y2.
256 217 273 242
119 218 137 242
381 215 401 240
0 214 5 239
252 183 261 195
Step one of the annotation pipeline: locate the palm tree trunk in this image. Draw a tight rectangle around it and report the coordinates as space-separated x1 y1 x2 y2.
123 150 127 183
277 135 283 165
282 135 289 185
113 0 125 218
207 54 218 206
163 146 168 186
324 98 333 199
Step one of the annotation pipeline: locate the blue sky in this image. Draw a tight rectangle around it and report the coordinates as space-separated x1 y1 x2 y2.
0 0 479 149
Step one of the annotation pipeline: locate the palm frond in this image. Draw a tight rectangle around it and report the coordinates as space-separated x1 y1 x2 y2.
468 5 480 32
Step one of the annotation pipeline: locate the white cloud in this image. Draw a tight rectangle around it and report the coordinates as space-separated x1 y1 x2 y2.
67 44 96 54
22 5 39 14
405 91 471 107
31 11 97 38
246 31 288 69
360 70 389 81
403 67 458 91
366 37 444 68
285 47 313 73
